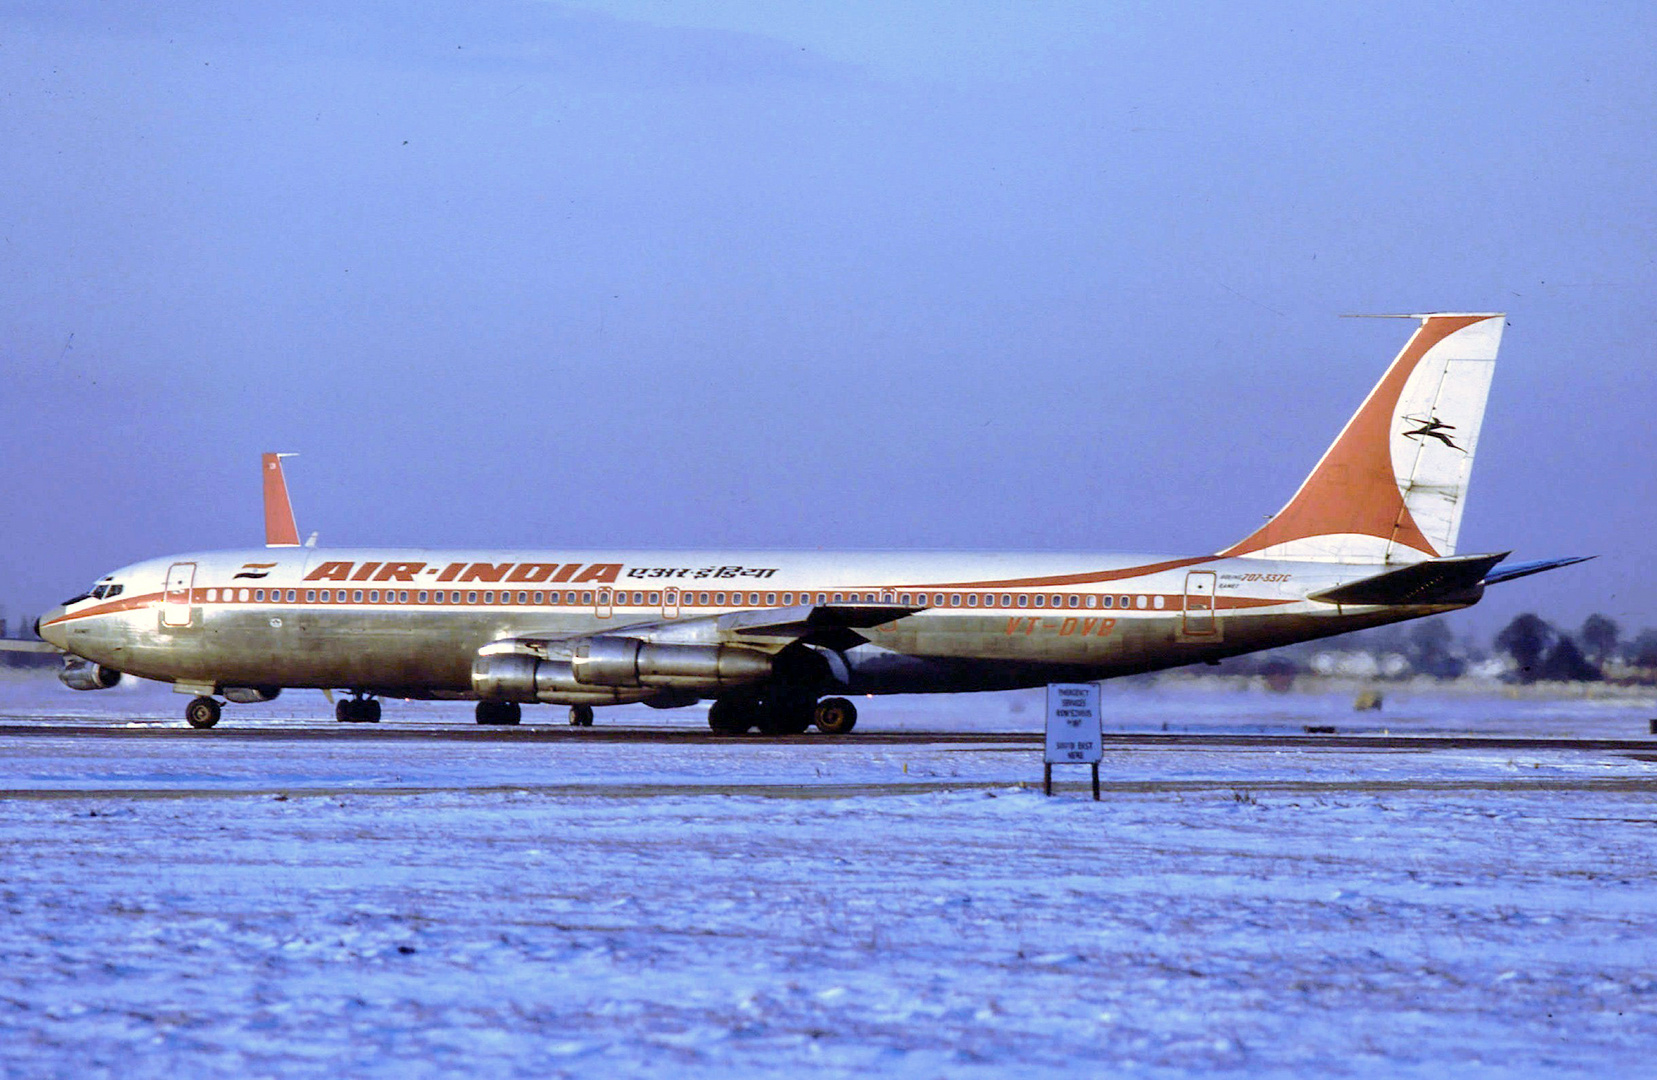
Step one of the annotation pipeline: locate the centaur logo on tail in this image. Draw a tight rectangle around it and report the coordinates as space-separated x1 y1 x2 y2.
36 313 1589 732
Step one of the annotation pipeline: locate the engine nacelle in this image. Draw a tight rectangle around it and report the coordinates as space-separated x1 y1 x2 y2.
60 658 121 691
471 652 654 706
223 686 281 704
570 638 772 688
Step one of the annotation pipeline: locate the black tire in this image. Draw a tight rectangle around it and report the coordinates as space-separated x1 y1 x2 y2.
569 704 594 727
707 697 752 735
813 697 857 735
335 699 352 723
185 696 221 729
475 700 521 726
363 698 382 723
758 694 814 735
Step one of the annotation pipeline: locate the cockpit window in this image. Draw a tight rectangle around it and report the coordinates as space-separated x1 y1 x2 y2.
104 584 123 599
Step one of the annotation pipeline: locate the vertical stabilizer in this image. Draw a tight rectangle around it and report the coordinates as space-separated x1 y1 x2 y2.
262 453 301 548
1220 313 1503 564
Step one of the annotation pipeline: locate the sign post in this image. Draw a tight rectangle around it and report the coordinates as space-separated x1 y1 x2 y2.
1044 683 1102 799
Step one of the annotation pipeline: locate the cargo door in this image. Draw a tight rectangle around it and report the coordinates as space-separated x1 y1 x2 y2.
1182 570 1217 637
162 562 197 628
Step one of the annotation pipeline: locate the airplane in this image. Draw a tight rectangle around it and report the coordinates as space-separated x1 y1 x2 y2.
34 312 1587 732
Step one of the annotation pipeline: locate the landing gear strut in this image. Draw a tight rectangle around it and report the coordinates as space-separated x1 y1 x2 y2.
476 701 522 726
185 696 221 729
568 704 594 727
336 697 382 723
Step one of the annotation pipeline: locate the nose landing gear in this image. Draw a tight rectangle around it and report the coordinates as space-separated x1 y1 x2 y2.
184 696 221 729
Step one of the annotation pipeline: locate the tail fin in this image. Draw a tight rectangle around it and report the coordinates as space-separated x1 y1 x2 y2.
262 452 301 547
1220 313 1503 564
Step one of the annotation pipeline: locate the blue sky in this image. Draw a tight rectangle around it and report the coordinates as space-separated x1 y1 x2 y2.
3 2 1653 639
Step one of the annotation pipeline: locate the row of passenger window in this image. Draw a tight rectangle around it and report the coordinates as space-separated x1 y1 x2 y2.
200 587 1169 610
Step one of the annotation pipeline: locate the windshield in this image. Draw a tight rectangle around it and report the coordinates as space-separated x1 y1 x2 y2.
62 582 122 605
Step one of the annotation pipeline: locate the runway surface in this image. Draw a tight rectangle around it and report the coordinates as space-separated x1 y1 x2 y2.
4 678 1657 1075
2 717 1654 754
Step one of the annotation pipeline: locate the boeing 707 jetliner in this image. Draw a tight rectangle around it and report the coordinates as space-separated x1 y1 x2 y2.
36 313 1586 731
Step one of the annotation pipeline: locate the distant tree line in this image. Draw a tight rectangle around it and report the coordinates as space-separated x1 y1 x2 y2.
1215 612 1657 685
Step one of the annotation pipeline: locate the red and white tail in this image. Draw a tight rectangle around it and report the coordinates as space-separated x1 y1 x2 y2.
262 452 301 547
1221 313 1504 564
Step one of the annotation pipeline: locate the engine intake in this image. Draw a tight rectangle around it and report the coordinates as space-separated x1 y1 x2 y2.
60 658 121 691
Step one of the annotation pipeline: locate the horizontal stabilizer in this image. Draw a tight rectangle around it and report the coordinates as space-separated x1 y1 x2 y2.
1309 552 1509 606
1481 555 1595 586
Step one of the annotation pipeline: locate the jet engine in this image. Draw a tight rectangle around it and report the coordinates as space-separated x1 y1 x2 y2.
471 638 773 705
223 686 281 704
60 657 121 691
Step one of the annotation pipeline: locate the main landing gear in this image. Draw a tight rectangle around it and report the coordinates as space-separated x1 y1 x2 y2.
707 694 857 736
568 704 594 727
185 696 221 729
336 696 382 723
475 701 522 726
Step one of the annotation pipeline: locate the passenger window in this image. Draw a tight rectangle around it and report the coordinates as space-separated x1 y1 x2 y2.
483 592 495 604
418 591 429 603
399 591 410 603
254 590 265 602
467 592 478 604
714 592 726 605
431 592 441 604
1085 595 1097 608
207 589 218 602
1102 596 1114 608
1154 596 1166 609
1033 595 1045 608
369 590 380 603
1017 595 1028 607
1001 594 1012 607
532 592 543 604
951 594 962 606
966 594 978 607
1068 595 1080 608
649 592 660 604
816 593 827 604
320 590 330 602
782 593 793 605
305 590 316 603
1136 595 1148 609
517 591 528 604
353 590 364 603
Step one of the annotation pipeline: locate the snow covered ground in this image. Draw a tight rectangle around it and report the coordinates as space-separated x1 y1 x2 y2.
1 673 1656 1076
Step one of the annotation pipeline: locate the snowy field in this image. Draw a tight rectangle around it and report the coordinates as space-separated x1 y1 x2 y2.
2 674 1656 1077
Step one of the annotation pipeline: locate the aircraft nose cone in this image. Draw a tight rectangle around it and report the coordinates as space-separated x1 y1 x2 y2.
35 608 67 649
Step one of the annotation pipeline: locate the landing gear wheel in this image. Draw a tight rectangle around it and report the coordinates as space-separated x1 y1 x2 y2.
568 704 594 727
185 696 221 729
813 697 857 735
475 701 522 726
758 693 815 735
336 698 381 723
707 697 753 735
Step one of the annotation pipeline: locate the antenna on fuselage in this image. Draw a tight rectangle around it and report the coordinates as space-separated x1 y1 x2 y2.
262 452 302 548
